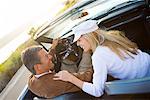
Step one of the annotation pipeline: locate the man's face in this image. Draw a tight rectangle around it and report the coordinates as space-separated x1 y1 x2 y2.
38 49 54 71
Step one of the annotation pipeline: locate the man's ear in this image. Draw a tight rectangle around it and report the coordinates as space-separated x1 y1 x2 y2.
34 64 40 74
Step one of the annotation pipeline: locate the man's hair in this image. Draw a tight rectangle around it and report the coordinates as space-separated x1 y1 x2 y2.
21 45 43 74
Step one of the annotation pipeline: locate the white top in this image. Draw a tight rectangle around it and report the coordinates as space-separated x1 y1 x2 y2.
82 46 150 97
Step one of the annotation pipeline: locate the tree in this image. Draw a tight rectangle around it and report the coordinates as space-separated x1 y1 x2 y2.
57 0 79 15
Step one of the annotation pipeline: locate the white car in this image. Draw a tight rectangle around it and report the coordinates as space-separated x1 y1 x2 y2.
18 0 150 99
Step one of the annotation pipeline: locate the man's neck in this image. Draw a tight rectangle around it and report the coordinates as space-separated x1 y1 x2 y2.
35 70 52 78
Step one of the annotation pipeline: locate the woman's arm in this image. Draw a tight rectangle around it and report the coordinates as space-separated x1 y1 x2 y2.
53 59 107 97
53 70 84 89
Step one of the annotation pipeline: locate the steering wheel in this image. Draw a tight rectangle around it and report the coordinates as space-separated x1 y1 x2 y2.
52 35 83 72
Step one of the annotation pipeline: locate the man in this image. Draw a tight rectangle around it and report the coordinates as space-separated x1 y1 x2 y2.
21 45 93 98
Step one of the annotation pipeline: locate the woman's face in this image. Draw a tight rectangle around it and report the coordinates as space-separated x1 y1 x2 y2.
77 36 91 52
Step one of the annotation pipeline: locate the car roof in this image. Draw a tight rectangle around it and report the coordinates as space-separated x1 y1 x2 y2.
33 0 144 40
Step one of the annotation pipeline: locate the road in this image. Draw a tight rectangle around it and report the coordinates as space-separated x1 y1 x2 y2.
0 65 31 100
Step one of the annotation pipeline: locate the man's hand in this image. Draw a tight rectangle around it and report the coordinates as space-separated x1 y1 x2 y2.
51 38 60 49
49 38 60 54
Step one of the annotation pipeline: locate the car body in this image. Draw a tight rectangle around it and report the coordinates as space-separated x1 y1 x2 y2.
18 0 150 99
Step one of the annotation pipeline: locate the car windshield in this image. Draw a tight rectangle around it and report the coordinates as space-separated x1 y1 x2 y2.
34 0 143 40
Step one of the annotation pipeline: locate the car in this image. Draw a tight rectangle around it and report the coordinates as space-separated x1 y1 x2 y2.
18 0 150 99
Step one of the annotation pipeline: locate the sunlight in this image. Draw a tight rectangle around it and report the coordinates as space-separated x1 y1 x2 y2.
0 0 64 39
0 33 30 64
0 0 64 64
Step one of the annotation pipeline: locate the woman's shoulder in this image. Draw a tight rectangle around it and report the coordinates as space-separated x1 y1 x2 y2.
95 46 111 54
93 46 112 58
92 46 115 66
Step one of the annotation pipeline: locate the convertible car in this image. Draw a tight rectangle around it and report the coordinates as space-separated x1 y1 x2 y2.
18 0 150 99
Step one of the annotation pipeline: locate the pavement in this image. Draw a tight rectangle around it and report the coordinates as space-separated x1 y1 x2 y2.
0 65 31 100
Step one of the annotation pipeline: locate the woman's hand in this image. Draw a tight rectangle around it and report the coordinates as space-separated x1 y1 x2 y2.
53 70 73 82
53 70 84 89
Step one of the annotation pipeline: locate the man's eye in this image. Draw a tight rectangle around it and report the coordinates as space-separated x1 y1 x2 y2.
45 54 48 58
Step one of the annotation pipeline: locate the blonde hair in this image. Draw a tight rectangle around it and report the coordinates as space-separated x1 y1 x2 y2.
83 29 138 60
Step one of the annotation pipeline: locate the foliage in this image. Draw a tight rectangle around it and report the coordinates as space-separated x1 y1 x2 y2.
28 27 39 38
57 0 79 15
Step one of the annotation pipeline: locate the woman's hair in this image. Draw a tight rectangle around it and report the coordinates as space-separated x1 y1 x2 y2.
83 29 138 60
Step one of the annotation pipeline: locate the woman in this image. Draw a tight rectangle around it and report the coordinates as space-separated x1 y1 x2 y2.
53 20 150 97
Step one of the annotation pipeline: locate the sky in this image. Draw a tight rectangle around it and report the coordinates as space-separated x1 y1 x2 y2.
0 0 64 39
0 0 65 64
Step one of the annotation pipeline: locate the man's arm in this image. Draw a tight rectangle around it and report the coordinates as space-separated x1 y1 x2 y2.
48 39 59 55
